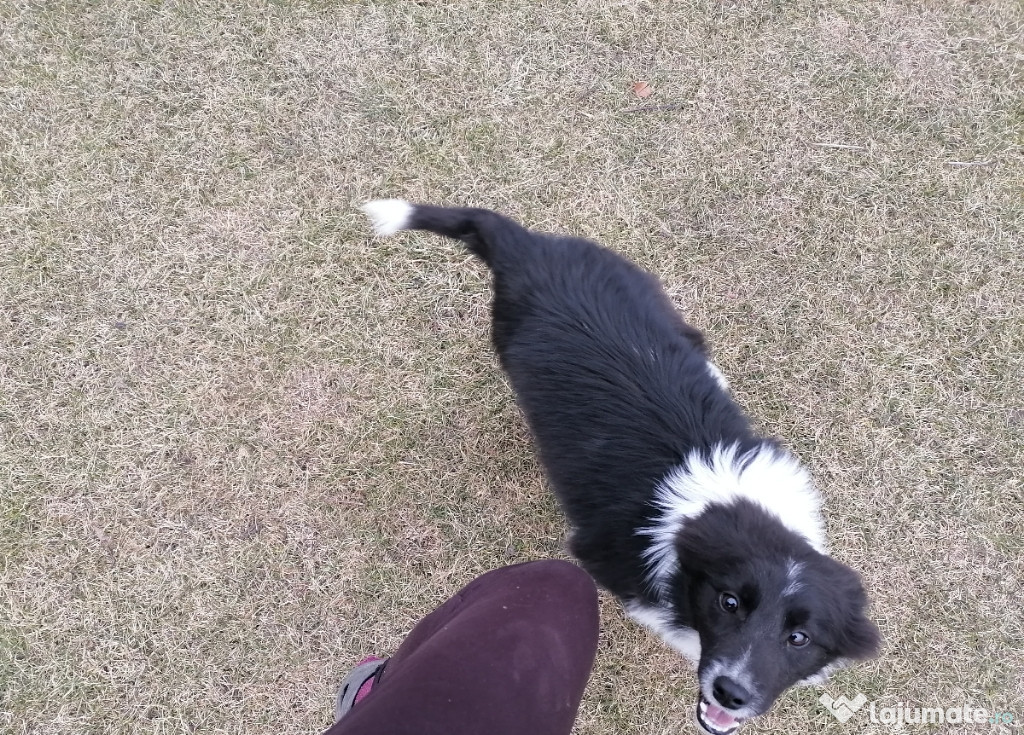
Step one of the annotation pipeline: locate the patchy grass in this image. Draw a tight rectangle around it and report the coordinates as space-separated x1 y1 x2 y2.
1 1 1021 733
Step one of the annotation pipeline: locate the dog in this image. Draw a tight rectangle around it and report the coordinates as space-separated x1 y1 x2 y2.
362 200 880 735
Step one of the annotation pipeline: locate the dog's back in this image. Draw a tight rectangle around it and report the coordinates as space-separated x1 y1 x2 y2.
362 199 755 598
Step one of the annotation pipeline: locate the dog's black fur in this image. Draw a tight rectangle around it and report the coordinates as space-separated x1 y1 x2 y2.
365 201 879 732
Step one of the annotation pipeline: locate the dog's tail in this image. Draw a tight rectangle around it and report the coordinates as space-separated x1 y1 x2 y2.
361 199 530 268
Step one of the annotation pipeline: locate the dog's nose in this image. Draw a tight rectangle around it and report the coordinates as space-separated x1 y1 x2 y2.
712 676 751 710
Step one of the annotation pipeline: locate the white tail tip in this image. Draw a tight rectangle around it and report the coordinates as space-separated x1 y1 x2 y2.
362 199 413 237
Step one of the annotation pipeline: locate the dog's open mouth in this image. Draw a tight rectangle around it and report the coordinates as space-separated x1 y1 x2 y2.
695 695 745 735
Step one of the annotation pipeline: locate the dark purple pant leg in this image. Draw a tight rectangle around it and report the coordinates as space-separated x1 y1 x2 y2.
326 559 600 735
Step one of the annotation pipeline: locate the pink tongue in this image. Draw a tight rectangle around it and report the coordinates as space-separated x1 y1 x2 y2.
706 702 739 729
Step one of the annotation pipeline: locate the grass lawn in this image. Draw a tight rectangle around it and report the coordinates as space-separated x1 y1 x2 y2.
1 1 1021 733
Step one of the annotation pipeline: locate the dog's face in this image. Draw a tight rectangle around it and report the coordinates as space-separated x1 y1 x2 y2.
674 501 880 735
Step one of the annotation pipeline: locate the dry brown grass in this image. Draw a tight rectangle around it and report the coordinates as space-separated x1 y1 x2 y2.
1 1 1021 734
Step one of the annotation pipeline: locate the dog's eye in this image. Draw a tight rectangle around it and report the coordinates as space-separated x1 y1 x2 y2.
719 592 739 613
788 631 810 647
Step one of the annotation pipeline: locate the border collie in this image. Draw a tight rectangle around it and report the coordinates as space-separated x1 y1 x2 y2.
362 200 880 735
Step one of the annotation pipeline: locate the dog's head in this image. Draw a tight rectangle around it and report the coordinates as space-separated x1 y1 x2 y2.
673 500 879 735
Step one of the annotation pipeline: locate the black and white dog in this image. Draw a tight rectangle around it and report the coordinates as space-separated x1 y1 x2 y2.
363 200 880 735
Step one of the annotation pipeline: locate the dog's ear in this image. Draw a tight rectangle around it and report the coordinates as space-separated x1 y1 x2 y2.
825 557 881 660
835 592 881 660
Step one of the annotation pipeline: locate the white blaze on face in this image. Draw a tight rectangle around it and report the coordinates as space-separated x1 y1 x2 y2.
783 559 805 597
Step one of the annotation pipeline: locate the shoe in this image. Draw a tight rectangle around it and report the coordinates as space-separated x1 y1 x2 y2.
334 656 386 721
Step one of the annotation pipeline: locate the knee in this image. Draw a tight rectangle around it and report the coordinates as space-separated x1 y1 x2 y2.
519 558 592 584
516 559 598 608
